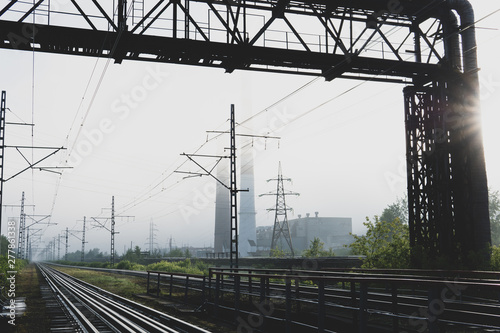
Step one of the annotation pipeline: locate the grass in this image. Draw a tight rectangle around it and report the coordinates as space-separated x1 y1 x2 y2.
0 263 50 333
55 258 210 276
54 267 145 298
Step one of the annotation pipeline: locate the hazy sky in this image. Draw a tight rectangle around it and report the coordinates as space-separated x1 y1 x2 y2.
0 1 499 257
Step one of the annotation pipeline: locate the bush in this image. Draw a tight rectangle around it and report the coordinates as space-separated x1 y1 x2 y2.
349 216 410 269
116 260 132 270
146 259 207 275
0 255 28 287
491 246 500 271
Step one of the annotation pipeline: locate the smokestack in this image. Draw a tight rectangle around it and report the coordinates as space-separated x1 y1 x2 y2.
239 142 257 257
315 212 319 218
214 149 230 254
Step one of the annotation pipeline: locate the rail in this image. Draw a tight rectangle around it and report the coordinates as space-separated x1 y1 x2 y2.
145 267 500 333
38 263 211 332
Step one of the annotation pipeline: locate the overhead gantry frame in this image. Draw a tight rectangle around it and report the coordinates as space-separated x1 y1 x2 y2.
0 0 490 264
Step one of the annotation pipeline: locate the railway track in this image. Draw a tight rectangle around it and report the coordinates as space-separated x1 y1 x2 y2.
45 263 500 332
37 263 211 333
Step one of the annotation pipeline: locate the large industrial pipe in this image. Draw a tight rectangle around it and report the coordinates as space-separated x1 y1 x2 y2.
446 0 491 253
447 0 478 76
442 10 461 71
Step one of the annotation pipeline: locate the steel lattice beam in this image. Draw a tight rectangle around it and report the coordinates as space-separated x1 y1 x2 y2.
0 0 450 82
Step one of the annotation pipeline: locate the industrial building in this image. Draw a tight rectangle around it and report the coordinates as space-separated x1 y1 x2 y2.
256 212 354 255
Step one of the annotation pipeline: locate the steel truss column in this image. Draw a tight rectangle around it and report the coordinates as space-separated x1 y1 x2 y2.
404 77 490 265
81 216 86 262
65 227 69 260
229 104 238 269
18 191 26 259
111 196 115 266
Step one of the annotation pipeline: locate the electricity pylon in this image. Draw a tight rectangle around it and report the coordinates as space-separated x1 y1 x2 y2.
177 104 278 268
260 162 299 257
91 196 133 266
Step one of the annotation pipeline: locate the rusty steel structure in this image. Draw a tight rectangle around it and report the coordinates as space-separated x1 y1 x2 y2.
0 0 490 263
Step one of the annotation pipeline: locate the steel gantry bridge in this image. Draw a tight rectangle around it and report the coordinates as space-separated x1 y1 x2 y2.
0 0 491 264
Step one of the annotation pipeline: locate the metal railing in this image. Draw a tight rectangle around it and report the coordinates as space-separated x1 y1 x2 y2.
146 267 500 333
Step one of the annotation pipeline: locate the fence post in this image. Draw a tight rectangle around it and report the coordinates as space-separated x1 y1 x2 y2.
235 275 240 318
260 276 266 303
248 273 253 304
157 272 160 297
185 276 189 303
392 283 399 333
146 271 150 294
286 278 292 333
214 273 220 317
318 279 325 332
351 281 358 330
201 276 206 302
221 273 224 301
208 268 212 302
169 274 173 297
295 278 301 313
428 285 440 333
359 282 367 333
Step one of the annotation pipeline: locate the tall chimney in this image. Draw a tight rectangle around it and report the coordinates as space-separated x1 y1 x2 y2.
214 148 230 254
239 143 257 257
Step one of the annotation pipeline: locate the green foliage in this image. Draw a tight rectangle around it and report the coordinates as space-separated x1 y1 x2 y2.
269 247 287 258
0 235 8 255
88 261 109 268
0 255 28 287
380 196 408 225
146 259 208 275
116 260 132 270
489 189 500 246
86 248 104 260
491 246 500 271
302 237 335 257
349 216 410 269
122 248 140 262
166 248 185 257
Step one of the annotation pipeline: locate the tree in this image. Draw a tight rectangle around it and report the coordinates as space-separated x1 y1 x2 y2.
270 247 287 258
134 245 142 257
122 248 139 262
489 189 500 246
380 195 408 225
349 216 410 268
166 248 184 257
302 237 334 257
0 235 8 255
86 248 104 260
